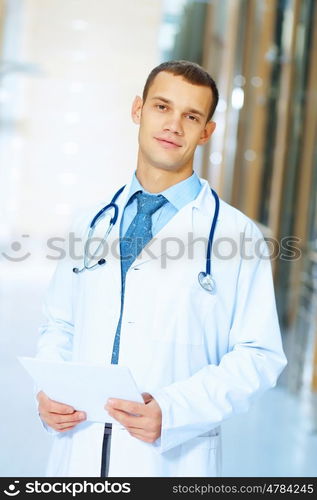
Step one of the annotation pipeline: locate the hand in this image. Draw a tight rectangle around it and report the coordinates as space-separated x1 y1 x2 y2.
37 391 86 432
105 393 162 443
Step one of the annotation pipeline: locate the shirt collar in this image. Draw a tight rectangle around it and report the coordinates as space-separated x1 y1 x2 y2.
126 170 202 211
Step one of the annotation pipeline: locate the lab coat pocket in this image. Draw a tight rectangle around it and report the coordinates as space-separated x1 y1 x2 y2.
152 282 217 345
178 433 221 477
190 434 219 449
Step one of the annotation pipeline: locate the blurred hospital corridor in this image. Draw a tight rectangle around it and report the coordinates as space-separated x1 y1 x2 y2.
1 0 317 478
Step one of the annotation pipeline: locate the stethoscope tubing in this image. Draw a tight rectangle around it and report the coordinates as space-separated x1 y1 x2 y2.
73 184 220 294
206 189 219 277
90 185 126 229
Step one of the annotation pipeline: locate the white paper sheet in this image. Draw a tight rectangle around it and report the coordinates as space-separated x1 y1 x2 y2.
18 356 143 424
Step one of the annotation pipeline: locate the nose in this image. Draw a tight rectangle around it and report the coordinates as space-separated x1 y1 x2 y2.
163 114 184 136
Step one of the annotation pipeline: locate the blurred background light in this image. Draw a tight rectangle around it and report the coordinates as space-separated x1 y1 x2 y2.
54 203 71 215
64 111 80 124
251 76 263 87
233 75 246 86
58 172 77 185
68 81 85 93
70 19 88 31
244 149 257 162
209 151 222 165
231 87 244 110
62 142 79 155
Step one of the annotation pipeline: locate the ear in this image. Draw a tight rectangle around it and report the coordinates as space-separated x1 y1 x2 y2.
198 121 216 145
131 96 143 124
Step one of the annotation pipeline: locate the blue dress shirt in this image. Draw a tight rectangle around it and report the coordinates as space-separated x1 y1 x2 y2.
121 170 202 238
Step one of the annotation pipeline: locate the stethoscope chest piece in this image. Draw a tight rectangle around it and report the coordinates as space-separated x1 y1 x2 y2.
198 272 216 294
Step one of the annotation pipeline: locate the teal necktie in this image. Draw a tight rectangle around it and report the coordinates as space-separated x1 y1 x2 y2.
111 191 167 364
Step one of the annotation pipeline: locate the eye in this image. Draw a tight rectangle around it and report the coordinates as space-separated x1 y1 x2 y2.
156 104 167 111
187 114 199 122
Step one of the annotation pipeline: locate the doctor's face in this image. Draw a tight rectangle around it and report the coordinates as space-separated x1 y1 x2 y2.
132 71 216 174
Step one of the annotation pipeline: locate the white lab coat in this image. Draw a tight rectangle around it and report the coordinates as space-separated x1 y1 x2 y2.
36 178 287 477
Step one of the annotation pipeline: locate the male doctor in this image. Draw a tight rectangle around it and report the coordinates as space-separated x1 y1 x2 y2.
36 60 287 477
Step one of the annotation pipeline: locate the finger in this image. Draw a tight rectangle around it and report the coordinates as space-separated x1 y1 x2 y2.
36 390 46 402
126 425 151 437
47 401 76 415
106 407 144 428
57 420 83 430
56 411 86 424
42 411 86 425
106 398 145 416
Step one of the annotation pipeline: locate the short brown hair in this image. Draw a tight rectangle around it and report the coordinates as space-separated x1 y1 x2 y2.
142 60 219 122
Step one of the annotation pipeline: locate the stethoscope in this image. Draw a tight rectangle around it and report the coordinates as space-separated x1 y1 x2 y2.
73 185 220 294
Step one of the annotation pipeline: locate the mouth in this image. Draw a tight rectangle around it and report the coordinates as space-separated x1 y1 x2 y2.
154 137 182 149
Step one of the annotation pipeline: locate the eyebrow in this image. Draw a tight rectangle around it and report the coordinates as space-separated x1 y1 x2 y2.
150 96 206 118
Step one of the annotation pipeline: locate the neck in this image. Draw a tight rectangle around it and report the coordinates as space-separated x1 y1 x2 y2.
136 152 194 193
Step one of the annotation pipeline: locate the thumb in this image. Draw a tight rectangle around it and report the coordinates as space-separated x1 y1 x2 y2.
141 392 153 404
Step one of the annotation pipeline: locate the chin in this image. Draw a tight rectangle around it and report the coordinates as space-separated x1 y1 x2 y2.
151 155 185 171
141 148 187 172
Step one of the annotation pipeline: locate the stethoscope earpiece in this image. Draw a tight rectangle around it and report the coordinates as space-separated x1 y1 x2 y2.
72 259 107 274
